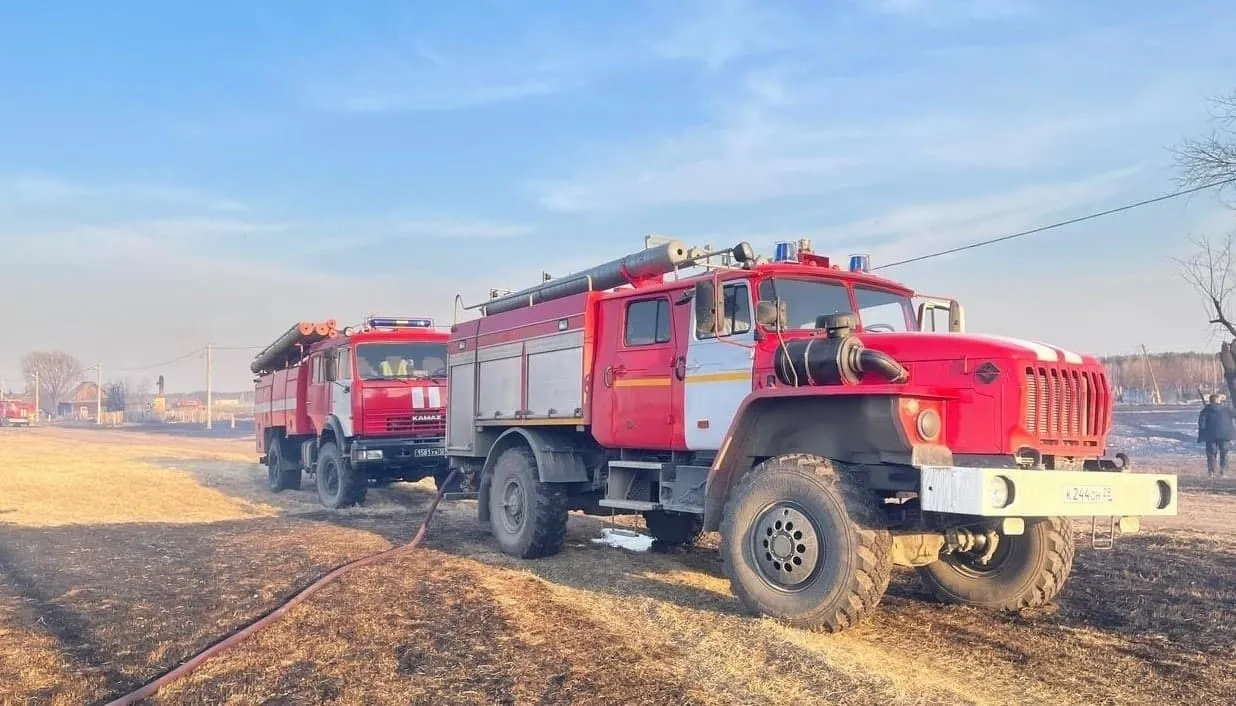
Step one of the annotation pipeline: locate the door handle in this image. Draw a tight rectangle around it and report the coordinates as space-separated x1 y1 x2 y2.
603 366 615 388
673 356 686 381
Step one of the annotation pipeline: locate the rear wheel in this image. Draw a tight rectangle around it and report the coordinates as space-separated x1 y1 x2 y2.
487 446 567 558
266 439 301 492
720 454 892 633
315 441 367 509
644 510 704 546
917 516 1075 610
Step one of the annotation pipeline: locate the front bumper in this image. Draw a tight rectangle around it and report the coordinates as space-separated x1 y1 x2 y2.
918 466 1178 518
349 436 445 466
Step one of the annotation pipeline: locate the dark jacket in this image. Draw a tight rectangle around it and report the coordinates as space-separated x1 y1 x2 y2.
1198 403 1236 442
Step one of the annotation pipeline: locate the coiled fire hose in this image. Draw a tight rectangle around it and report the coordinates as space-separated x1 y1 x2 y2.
103 469 458 706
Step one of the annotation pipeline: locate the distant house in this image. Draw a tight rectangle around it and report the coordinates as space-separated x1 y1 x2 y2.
57 382 100 420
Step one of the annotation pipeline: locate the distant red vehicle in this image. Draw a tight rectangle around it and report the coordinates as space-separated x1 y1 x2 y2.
0 399 34 427
252 316 450 508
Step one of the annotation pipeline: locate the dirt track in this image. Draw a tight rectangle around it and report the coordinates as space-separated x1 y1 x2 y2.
2 427 1234 705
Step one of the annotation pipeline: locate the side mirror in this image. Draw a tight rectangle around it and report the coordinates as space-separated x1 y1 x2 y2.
694 279 720 337
915 298 965 333
755 300 784 328
949 300 965 333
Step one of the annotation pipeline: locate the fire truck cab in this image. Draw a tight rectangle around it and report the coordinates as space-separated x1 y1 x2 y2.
254 317 449 508
446 238 1178 632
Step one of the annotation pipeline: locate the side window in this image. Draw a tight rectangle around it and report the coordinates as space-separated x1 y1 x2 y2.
855 288 911 332
624 298 671 346
337 348 351 380
311 355 323 383
322 351 337 382
699 282 752 339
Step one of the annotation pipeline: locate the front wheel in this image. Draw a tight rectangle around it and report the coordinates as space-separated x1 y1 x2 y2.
917 516 1075 610
315 442 367 509
720 454 892 633
487 446 567 559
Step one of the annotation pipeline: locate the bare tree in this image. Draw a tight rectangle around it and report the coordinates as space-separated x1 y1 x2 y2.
1174 90 1236 197
1176 91 1236 403
1179 233 1236 339
21 351 84 416
103 380 127 412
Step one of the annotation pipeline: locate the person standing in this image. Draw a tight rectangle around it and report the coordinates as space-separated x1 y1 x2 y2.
1197 394 1235 477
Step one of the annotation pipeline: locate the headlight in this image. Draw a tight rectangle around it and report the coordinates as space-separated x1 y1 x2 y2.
990 475 1014 509
916 409 941 441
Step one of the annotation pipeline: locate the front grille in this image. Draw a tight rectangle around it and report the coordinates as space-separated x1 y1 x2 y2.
1024 366 1109 446
367 411 445 436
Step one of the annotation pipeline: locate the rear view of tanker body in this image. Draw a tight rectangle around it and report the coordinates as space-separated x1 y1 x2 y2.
446 238 1177 633
254 317 451 509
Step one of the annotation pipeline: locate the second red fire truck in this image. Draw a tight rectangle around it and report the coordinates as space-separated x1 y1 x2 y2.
253 316 450 508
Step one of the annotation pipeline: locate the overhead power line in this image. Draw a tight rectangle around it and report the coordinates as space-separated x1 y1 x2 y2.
110 348 205 373
874 176 1236 271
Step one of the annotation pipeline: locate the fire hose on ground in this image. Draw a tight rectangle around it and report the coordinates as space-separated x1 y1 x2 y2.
103 469 458 706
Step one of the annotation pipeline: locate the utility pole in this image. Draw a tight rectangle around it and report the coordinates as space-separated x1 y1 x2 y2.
206 344 213 430
96 363 103 424
32 371 39 425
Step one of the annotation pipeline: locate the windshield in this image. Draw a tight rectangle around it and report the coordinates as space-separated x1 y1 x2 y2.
854 287 916 332
356 342 447 380
757 278 917 332
757 278 853 329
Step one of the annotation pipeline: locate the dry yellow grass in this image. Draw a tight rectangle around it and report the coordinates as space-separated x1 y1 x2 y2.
0 597 105 706
0 428 274 526
2 427 1234 705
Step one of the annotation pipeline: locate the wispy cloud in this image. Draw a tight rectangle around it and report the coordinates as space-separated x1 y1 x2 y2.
396 219 533 239
531 19 1208 215
653 0 790 71
0 175 246 213
857 0 1034 23
778 165 1148 263
5 217 289 266
300 35 607 114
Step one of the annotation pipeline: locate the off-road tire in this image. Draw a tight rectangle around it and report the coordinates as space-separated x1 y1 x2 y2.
720 454 892 633
917 516 1075 610
487 446 567 559
315 441 367 509
266 439 301 492
644 510 704 546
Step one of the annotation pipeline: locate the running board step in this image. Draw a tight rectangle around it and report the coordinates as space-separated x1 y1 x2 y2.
607 460 665 470
598 499 661 511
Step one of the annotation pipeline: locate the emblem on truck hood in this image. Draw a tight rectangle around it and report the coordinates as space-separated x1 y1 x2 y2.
976 362 1001 384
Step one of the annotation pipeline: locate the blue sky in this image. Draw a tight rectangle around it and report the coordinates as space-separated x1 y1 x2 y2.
2 0 1235 391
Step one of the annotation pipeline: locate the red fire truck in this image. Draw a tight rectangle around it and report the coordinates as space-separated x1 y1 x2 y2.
253 316 450 509
1 398 34 427
445 239 1178 632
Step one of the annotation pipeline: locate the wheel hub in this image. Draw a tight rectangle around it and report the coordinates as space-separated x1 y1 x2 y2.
500 479 526 532
752 504 822 590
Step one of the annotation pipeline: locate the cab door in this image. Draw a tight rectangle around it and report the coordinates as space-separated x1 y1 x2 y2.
683 278 755 451
329 347 354 437
305 352 329 433
592 292 679 450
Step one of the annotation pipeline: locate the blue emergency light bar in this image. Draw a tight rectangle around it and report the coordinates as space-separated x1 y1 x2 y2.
365 316 435 329
848 254 871 273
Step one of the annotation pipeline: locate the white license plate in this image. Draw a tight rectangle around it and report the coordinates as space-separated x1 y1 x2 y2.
1063 485 1114 504
413 447 444 457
